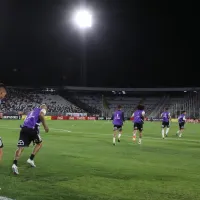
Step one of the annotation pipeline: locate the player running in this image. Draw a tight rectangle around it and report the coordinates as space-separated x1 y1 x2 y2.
0 83 7 162
161 108 171 139
112 105 125 145
12 104 49 175
132 105 145 144
176 111 186 137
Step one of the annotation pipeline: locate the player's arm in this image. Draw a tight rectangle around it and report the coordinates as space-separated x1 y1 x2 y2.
141 111 145 121
131 113 134 117
183 116 186 123
39 110 49 132
168 113 171 121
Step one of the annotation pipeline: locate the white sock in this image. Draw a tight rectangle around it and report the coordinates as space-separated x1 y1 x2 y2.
113 137 116 143
118 133 121 139
179 133 182 137
139 138 142 143
166 128 169 134
177 130 180 134
162 129 164 138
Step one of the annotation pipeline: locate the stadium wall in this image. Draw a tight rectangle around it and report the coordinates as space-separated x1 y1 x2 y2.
0 115 198 123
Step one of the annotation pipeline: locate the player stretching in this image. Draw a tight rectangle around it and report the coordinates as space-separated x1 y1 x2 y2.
132 105 145 144
112 105 124 145
12 104 49 175
161 108 171 139
0 83 7 162
176 111 186 137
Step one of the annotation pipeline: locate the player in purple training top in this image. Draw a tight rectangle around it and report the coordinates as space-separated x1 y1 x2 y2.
12 104 49 175
132 105 145 144
112 105 125 145
176 111 186 137
0 83 7 162
161 108 171 139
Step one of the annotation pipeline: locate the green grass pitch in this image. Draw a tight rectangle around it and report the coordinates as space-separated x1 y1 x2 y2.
0 120 200 200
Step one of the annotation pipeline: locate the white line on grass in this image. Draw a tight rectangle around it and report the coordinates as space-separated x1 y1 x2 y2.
0 197 15 200
0 125 199 143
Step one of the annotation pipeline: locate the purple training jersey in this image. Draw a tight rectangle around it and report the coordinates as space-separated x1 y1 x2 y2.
112 110 124 126
178 114 186 123
133 110 145 123
23 108 42 129
161 111 170 122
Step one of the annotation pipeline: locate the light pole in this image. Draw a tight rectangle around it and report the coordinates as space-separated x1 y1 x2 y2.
73 10 92 86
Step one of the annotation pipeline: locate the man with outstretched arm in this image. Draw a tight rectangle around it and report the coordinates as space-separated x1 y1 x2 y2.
12 104 49 175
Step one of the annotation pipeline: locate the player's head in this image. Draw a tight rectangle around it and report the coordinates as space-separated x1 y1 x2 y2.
0 83 7 100
182 111 186 115
165 108 168 111
137 104 144 110
40 104 47 111
117 105 122 110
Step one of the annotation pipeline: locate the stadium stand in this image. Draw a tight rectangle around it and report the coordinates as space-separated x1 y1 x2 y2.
1 87 200 118
0 89 85 115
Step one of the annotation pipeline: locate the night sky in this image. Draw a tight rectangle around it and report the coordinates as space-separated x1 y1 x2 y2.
0 0 198 87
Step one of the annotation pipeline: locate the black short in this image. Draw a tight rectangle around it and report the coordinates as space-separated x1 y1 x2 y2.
113 125 122 131
0 137 3 148
134 123 143 132
162 121 170 128
179 122 185 129
17 127 42 147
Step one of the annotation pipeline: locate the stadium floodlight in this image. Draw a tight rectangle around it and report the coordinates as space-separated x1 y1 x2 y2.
74 10 92 28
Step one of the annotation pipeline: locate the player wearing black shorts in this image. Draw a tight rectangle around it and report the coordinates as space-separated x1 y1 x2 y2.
161 108 171 139
12 105 49 175
132 105 145 144
112 105 125 145
177 111 186 137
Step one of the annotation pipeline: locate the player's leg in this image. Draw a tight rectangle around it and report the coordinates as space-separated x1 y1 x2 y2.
118 126 122 142
0 137 3 162
12 128 31 174
138 124 143 144
161 122 165 139
177 123 182 136
27 132 42 167
0 148 2 162
113 126 117 145
133 124 138 141
165 123 170 137
178 123 184 137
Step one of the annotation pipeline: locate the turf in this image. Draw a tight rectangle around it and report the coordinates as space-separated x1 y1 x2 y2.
0 120 200 200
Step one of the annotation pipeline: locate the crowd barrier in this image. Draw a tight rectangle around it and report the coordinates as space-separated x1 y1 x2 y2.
1 115 200 123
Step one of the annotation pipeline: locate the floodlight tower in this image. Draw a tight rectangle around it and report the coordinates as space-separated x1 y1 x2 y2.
73 10 92 86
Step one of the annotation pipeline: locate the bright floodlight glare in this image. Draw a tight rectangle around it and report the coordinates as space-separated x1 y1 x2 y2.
74 10 92 28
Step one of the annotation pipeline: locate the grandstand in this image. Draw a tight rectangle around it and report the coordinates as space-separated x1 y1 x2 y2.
1 86 200 118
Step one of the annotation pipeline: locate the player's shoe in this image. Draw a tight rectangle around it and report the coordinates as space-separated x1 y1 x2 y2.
118 139 120 142
138 141 141 144
12 164 19 175
27 159 36 167
165 134 168 137
132 137 136 142
113 143 116 146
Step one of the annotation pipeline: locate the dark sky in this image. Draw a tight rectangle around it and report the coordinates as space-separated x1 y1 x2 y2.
0 0 198 87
